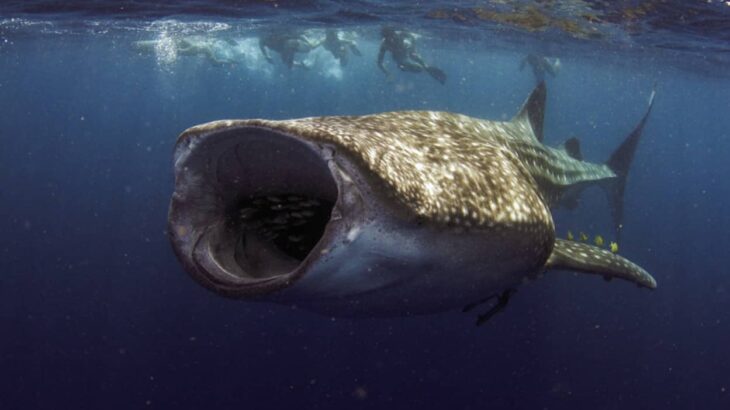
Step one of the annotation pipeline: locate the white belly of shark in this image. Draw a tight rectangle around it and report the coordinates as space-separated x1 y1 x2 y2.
168 82 657 320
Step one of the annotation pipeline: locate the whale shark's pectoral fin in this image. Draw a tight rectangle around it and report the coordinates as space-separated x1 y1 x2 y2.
462 289 517 326
545 239 657 289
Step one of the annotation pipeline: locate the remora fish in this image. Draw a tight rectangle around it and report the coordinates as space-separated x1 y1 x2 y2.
168 82 657 321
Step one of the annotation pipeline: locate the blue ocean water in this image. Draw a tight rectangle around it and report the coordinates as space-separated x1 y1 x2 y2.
1 2 730 409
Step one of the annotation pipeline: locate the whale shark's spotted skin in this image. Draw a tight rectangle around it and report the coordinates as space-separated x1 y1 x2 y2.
189 112 555 232
169 83 657 318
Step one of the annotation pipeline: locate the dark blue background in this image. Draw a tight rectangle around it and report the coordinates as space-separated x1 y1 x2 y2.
1 29 729 410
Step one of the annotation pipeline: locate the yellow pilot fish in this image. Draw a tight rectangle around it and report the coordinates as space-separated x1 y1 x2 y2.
594 235 604 247
610 242 619 253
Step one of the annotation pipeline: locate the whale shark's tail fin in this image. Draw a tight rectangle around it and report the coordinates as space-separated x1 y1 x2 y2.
546 239 656 289
604 86 656 239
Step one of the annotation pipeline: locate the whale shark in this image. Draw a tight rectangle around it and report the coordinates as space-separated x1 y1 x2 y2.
167 82 657 323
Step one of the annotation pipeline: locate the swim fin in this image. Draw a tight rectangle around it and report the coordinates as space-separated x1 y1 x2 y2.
350 44 362 57
426 66 447 85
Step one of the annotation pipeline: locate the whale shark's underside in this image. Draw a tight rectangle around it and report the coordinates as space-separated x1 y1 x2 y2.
168 82 657 323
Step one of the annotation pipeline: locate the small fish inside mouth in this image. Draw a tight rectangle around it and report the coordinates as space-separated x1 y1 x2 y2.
233 194 333 261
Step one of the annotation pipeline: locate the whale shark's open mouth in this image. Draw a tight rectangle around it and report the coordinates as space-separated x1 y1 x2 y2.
168 124 343 298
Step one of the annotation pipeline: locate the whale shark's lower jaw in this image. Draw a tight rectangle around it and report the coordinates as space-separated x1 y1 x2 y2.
168 124 359 299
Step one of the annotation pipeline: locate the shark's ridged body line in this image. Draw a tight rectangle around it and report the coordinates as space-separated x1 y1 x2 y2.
168 83 656 318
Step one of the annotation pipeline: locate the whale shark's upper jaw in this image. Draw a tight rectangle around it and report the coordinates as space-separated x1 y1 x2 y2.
168 123 366 298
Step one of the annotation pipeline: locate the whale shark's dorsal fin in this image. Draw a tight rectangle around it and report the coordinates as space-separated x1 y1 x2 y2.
545 239 657 289
512 81 547 142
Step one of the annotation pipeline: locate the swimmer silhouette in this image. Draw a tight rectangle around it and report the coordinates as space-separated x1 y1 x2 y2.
259 30 322 69
520 53 561 83
322 29 362 67
133 35 238 65
377 26 447 84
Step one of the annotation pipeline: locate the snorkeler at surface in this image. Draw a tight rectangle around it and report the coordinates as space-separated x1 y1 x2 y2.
259 31 322 69
376 26 447 85
176 36 239 64
133 36 238 65
321 29 362 67
520 53 561 83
